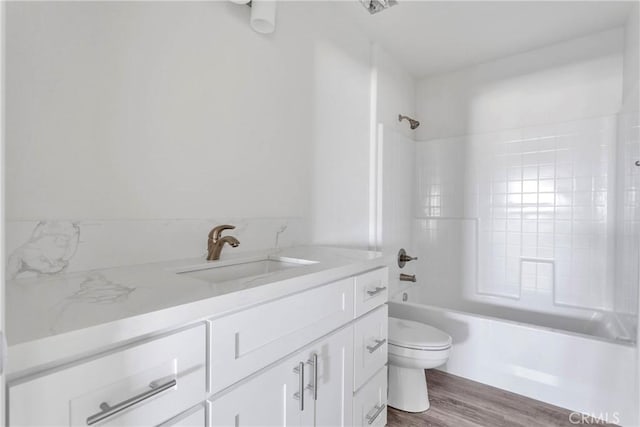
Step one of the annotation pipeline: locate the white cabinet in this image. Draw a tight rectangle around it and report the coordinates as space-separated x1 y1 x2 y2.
9 324 206 427
8 264 389 427
209 326 353 427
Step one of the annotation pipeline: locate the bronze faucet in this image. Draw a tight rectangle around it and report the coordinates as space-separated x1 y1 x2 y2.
207 225 240 261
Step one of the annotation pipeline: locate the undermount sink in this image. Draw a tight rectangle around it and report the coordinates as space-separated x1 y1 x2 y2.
174 256 318 284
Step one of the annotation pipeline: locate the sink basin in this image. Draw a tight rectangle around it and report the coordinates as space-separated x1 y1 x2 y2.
174 256 317 284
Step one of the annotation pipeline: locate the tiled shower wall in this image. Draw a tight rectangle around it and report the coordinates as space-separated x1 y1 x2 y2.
615 107 640 315
380 126 416 297
414 115 631 315
411 27 636 319
617 4 640 319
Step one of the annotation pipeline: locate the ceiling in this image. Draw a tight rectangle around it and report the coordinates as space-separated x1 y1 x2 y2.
339 1 636 77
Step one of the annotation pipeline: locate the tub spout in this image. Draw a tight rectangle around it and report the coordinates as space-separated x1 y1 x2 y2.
400 274 416 282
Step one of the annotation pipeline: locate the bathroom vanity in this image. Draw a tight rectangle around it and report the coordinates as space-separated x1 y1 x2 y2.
5 246 390 427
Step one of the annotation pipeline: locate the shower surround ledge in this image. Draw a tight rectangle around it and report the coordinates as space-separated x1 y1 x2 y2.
6 245 391 377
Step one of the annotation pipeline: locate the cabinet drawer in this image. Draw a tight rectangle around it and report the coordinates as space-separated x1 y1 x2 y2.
209 278 354 393
354 268 388 317
353 305 388 391
353 367 387 427
158 404 206 427
9 324 206 427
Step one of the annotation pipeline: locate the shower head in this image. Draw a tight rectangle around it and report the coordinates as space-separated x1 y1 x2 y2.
399 114 420 130
360 0 398 14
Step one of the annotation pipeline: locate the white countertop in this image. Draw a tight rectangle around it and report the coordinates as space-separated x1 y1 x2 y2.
6 246 390 377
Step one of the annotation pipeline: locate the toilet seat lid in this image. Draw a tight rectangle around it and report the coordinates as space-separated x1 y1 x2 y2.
389 317 452 350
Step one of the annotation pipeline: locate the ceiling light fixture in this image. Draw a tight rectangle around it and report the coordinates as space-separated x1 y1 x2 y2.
229 0 277 35
360 0 398 15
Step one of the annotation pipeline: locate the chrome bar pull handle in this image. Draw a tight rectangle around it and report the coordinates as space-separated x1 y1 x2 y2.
306 353 318 401
293 361 305 411
86 378 176 425
366 404 386 425
366 286 387 296
366 338 387 354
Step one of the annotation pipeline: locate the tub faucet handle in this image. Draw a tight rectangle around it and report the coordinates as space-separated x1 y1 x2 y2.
398 248 418 268
399 273 416 282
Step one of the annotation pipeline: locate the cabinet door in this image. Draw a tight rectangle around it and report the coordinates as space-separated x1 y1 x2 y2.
298 326 354 427
208 351 305 427
209 326 354 427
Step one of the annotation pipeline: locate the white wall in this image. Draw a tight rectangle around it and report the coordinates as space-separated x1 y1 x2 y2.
5 1 414 276
416 28 624 141
0 0 5 418
375 45 416 140
622 4 639 112
374 44 416 294
619 5 640 426
307 9 371 248
310 41 416 249
6 1 317 221
615 3 640 318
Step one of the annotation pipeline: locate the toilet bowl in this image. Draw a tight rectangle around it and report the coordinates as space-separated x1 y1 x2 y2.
388 317 452 413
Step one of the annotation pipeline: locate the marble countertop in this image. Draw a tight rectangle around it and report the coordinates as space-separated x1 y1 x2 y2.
6 245 390 377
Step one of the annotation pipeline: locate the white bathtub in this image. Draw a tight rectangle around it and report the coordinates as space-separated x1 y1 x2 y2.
389 289 639 426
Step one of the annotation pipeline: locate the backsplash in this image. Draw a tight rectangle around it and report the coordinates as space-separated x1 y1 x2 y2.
6 217 309 279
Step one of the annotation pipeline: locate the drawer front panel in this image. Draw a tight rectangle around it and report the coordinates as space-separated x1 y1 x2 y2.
209 278 354 394
354 268 388 317
9 324 206 427
158 404 206 427
353 367 387 427
353 305 388 391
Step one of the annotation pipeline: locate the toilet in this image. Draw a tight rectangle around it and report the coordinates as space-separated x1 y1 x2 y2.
387 317 452 413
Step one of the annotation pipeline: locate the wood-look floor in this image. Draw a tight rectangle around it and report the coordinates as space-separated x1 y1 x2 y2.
387 370 618 427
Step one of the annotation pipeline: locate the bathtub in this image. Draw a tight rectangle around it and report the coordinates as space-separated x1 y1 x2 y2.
389 289 638 426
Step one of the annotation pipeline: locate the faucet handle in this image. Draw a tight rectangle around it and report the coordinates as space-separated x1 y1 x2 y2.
210 224 236 241
397 248 418 268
